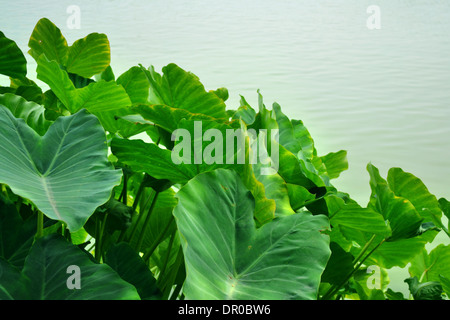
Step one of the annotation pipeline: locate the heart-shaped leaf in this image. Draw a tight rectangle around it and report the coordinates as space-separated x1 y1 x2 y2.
0 106 122 231
28 18 69 65
173 168 331 300
65 33 110 78
142 64 228 120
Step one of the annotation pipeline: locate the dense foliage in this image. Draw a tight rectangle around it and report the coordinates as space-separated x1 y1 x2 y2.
0 18 449 300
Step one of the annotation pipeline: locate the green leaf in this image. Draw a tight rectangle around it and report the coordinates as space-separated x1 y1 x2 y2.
125 188 178 252
438 197 450 231
286 183 315 211
363 231 437 269
0 106 122 231
28 18 68 65
0 31 27 78
0 93 51 136
439 275 450 297
387 167 443 229
142 63 228 119
321 242 354 285
0 195 36 268
37 55 131 114
116 66 150 104
174 168 331 299
329 197 391 237
0 234 140 299
134 104 219 133
111 137 195 184
231 95 257 125
367 163 423 241
105 242 161 300
65 33 110 78
405 277 443 300
409 244 450 283
320 150 348 180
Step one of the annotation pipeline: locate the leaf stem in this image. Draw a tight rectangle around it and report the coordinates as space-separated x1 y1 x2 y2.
135 191 160 252
157 229 176 287
127 188 155 243
321 237 385 300
142 215 174 262
36 211 44 239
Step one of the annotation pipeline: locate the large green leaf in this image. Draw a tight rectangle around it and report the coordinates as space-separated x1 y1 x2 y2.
28 18 68 65
142 63 228 119
367 163 423 241
0 106 122 231
173 169 331 300
36 55 140 136
0 31 27 78
0 234 139 299
116 66 150 104
387 167 443 229
0 93 51 135
409 245 450 283
328 195 391 237
65 33 110 78
36 55 131 114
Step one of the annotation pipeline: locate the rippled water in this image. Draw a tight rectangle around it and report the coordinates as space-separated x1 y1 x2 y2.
1 0 450 294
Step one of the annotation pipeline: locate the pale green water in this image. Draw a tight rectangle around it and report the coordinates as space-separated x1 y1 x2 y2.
1 0 449 296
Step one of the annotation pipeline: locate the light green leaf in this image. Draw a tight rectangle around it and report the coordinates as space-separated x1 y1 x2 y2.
174 169 331 300
142 63 228 119
65 33 110 78
328 196 391 237
387 167 443 229
116 66 150 104
409 244 450 283
0 106 122 231
320 150 348 180
0 31 27 78
28 18 68 65
367 163 423 241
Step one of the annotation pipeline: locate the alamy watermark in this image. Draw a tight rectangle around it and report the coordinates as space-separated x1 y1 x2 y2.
171 121 279 175
66 265 81 290
367 5 381 30
67 5 81 29
366 265 381 289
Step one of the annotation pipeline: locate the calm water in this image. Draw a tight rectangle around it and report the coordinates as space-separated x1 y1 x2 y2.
1 0 449 294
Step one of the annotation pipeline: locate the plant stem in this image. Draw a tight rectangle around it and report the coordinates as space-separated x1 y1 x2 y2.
321 237 385 300
135 192 160 252
352 234 377 266
36 211 44 239
157 229 176 287
117 176 148 242
142 216 174 263
119 169 128 205
127 189 155 243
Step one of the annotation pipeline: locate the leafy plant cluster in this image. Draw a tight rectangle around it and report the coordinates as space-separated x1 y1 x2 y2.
0 18 449 300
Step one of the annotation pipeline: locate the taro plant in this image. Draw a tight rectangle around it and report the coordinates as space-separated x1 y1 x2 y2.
0 18 449 300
